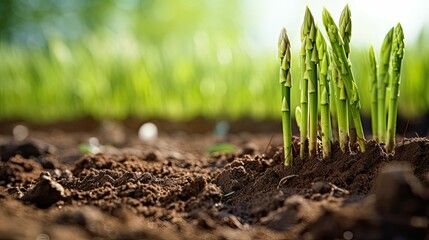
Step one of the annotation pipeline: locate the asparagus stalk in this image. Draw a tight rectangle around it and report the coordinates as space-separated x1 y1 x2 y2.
386 23 404 152
299 27 309 157
369 46 379 140
322 8 366 152
278 28 293 166
316 29 331 159
295 106 302 131
339 4 352 59
302 7 318 158
329 71 339 142
339 4 357 147
330 49 349 152
378 28 394 142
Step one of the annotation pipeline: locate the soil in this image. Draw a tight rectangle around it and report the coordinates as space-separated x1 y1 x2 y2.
0 121 428 240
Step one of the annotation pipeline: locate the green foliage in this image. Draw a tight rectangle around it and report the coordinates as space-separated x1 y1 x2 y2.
206 143 235 154
0 35 283 122
0 2 427 125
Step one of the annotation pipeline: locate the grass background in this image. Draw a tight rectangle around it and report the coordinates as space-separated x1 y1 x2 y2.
1 1 428 123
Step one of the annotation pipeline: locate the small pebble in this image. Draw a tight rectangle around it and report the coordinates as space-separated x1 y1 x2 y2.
138 122 158 141
139 172 153 183
311 181 331 194
13 125 29 141
24 172 65 208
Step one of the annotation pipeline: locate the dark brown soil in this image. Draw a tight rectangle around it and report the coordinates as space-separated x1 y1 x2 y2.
0 124 428 240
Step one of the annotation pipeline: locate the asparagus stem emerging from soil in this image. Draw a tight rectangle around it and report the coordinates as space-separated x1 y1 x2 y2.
303 7 318 159
322 8 366 152
299 23 309 158
330 49 349 152
378 28 394 143
295 106 302 131
369 46 379 140
278 28 293 166
316 29 331 159
386 23 404 153
329 71 339 142
339 4 357 146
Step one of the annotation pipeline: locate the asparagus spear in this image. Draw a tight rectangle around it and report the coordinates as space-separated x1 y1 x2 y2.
369 46 379 140
295 106 302 131
322 8 366 152
378 28 394 142
339 4 357 146
316 29 331 159
302 7 318 158
278 27 293 166
330 48 349 152
339 4 352 58
329 69 339 142
386 23 404 152
299 24 309 158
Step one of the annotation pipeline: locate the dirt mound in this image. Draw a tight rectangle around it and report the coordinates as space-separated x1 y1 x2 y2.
0 132 428 239
217 139 429 223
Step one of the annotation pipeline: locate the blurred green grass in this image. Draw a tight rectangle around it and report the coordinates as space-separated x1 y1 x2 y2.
0 1 428 123
0 34 282 122
2 36 429 123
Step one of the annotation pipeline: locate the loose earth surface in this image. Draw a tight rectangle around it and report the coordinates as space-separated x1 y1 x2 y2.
0 122 428 240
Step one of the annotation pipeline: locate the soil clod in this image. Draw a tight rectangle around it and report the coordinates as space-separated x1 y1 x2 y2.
23 172 66 208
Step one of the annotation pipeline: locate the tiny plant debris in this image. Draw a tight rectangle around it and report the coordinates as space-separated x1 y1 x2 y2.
279 5 404 165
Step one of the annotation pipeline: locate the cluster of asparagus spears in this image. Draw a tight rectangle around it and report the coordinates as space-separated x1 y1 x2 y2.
278 5 404 166
369 24 405 152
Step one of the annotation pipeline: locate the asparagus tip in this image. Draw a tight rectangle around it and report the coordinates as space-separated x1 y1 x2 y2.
278 27 288 62
395 22 404 40
340 4 352 37
344 4 351 15
322 8 331 26
302 6 315 39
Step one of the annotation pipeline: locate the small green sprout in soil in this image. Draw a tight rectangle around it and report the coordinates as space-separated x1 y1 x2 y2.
279 5 404 165
206 143 235 154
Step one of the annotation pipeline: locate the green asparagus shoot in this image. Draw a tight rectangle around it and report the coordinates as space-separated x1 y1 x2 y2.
299 16 309 158
330 48 349 152
316 28 331 159
386 23 404 152
339 4 352 58
295 106 302 131
279 27 293 166
322 7 366 152
303 7 318 159
339 4 357 146
378 28 394 143
369 46 379 140
329 70 339 143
